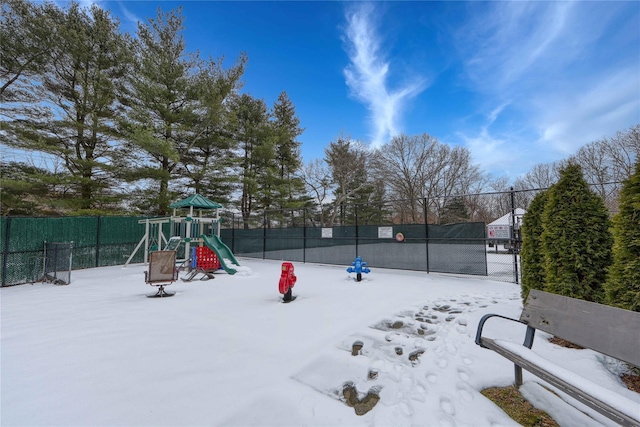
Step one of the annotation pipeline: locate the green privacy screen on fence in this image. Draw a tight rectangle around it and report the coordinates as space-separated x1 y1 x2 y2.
2 217 488 286
221 222 487 276
0 216 152 286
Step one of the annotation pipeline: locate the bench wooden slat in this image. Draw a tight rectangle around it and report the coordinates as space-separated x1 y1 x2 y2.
480 337 640 427
521 290 640 367
477 290 640 426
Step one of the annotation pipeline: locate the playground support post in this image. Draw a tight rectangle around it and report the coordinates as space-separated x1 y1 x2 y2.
124 218 170 267
143 219 149 265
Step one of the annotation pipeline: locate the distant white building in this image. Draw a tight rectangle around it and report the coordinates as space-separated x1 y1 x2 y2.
487 208 526 252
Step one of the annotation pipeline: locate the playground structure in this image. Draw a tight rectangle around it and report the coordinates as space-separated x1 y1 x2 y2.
125 194 223 267
126 194 241 280
347 256 370 282
182 245 220 281
200 234 239 275
181 234 240 281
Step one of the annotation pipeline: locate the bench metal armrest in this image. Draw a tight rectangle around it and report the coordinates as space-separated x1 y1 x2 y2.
475 313 533 348
476 312 538 387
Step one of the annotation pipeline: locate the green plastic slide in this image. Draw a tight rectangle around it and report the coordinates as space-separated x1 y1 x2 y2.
201 235 240 275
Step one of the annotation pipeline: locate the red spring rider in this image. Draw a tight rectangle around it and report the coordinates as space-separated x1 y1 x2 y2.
278 262 297 302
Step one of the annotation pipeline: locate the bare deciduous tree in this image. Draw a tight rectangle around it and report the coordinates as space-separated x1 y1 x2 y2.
301 158 332 225
370 133 443 222
514 163 560 191
371 133 483 223
607 124 639 181
324 135 370 227
571 124 639 213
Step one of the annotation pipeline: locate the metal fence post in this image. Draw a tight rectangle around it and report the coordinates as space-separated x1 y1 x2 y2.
1 217 11 287
303 208 307 264
424 198 430 274
231 213 236 254
95 216 101 268
510 187 520 284
69 241 74 283
262 211 267 260
355 204 359 256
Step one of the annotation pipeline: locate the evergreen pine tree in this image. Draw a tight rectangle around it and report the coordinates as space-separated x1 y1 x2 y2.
118 7 199 215
178 55 246 205
324 136 370 227
4 3 130 214
0 162 62 215
605 161 640 311
271 91 306 211
1 0 56 102
440 197 469 224
520 190 549 302
541 162 613 302
350 177 389 226
230 94 273 228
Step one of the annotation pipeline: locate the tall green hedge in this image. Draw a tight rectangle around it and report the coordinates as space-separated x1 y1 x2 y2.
541 163 613 303
520 190 548 302
605 162 640 311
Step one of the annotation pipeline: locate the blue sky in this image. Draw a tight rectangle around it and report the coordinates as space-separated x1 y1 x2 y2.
82 1 639 179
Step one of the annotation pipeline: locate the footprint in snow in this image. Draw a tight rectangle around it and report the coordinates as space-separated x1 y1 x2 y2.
437 413 457 427
445 342 457 355
440 395 456 415
456 382 474 402
457 367 470 382
411 384 427 402
341 382 381 416
397 401 412 416
460 355 473 366
436 358 449 369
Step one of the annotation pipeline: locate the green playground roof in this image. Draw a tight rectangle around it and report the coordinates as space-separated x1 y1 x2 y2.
169 194 223 210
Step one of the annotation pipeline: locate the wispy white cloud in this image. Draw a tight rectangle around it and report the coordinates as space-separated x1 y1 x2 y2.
117 1 142 27
452 1 639 176
456 104 533 178
342 3 426 148
78 0 97 10
458 1 578 95
458 128 509 175
534 67 640 154
487 102 510 127
52 0 100 10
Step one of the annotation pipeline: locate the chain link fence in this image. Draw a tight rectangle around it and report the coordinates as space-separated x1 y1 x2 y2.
1 183 622 287
1 216 149 286
220 199 506 281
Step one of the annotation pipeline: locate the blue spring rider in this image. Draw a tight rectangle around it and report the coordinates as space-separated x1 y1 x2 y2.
347 256 370 282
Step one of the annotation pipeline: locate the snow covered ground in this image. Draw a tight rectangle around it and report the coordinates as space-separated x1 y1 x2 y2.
1 259 637 426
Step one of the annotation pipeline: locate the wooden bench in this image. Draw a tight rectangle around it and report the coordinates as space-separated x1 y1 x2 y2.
475 289 640 427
